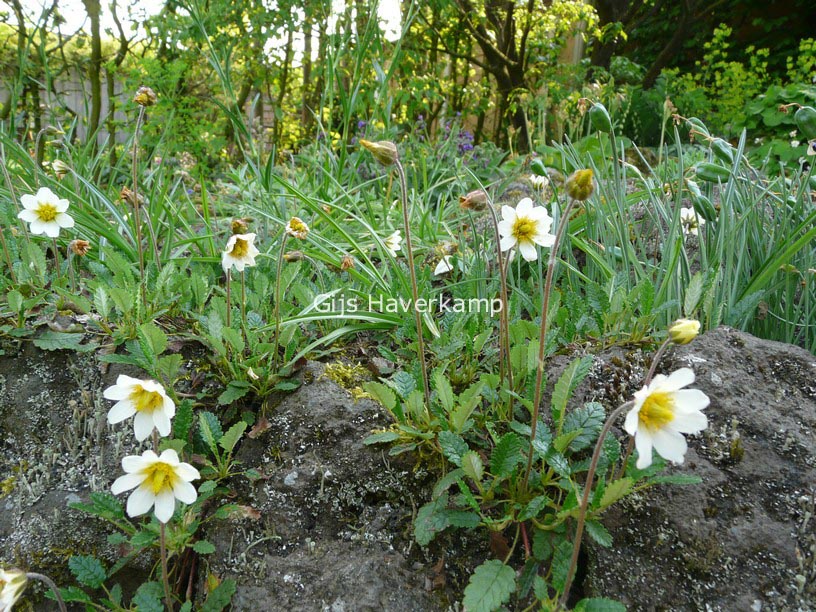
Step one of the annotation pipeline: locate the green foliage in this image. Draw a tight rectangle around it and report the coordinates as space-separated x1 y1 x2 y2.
462 560 516 612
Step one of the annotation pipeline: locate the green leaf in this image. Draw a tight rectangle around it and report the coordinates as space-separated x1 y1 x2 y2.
93 285 110 319
562 403 606 452
219 421 247 454
574 597 627 612
599 478 633 508
132 582 164 612
550 539 574 592
157 354 182 383
53 586 92 603
532 529 553 562
647 474 703 486
131 530 158 547
362 381 397 411
68 555 106 589
138 322 168 360
585 519 613 548
180 602 193 612
684 272 705 316
174 399 194 442
363 431 400 445
461 559 515 612
432 468 466 499
433 370 455 412
193 540 217 554
490 432 525 478
551 356 594 432
198 411 224 454
553 430 582 454
221 327 245 353
518 495 550 521
7 289 23 312
461 450 484 483
201 578 237 612
70 492 124 520
414 494 450 546
438 431 468 467
33 331 95 352
389 370 417 398
218 380 251 406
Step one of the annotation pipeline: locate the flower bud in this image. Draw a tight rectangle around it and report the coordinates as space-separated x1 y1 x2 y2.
0 568 28 609
48 159 70 180
359 139 398 166
69 239 91 257
120 186 145 207
134 86 157 107
340 254 355 271
285 216 309 239
283 250 305 263
231 218 250 234
459 189 488 211
566 169 595 201
668 318 700 345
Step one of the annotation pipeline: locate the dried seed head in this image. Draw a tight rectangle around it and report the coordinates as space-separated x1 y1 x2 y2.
134 86 158 107
69 239 91 257
459 189 488 211
340 254 355 271
120 186 145 207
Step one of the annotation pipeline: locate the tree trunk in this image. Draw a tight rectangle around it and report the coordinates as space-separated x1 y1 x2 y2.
82 0 103 147
276 28 295 148
301 10 313 133
1 0 27 122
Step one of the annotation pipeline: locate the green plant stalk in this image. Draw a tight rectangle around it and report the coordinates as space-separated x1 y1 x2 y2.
240 270 246 332
26 572 67 612
132 107 147 299
0 142 31 247
52 237 61 285
160 522 173 611
395 159 431 408
225 270 231 329
0 224 16 283
485 199 512 397
522 198 577 490
272 232 288 366
558 399 634 607
68 250 76 293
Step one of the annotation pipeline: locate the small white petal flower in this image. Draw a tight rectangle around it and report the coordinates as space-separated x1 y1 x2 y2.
222 233 260 273
433 255 454 276
111 449 200 523
104 375 175 442
529 174 549 190
791 140 801 148
383 230 402 257
0 568 28 611
17 187 75 238
679 207 705 236
285 216 309 239
497 197 555 262
624 368 710 469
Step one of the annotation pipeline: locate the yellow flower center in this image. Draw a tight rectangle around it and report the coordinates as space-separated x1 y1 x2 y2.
144 461 177 494
37 202 58 222
229 238 249 258
638 391 675 431
130 386 164 413
512 216 537 243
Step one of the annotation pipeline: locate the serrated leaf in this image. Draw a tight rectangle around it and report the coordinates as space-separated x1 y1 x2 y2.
68 555 106 589
389 370 417 398
518 495 550 521
562 402 606 452
438 431 468 467
218 380 251 406
574 597 627 612
363 381 397 412
70 492 124 520
444 509 480 529
432 468 466 499
550 539 574 592
490 432 525 478
462 559 515 612
193 540 217 554
174 399 194 442
364 431 400 445
553 430 582 454
414 494 450 546
599 478 633 508
221 326 245 353
532 529 553 562
54 586 92 603
586 519 613 548
219 421 247 454
131 530 158 547
461 450 484 483
132 581 164 612
434 370 455 412
198 411 224 454
33 331 95 352
179 602 193 612
551 356 594 432
201 578 236 612
684 272 705 316
7 289 23 312
138 322 167 360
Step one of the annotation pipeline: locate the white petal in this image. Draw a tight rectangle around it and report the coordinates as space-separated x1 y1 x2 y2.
673 389 710 414
127 486 156 517
172 480 198 505
670 409 708 434
153 490 176 523
516 198 533 215
623 404 640 436
174 462 200 482
107 400 136 424
37 187 57 202
500 205 516 223
20 194 37 209
651 428 688 464
43 223 61 238
154 410 172 437
111 472 146 494
163 396 176 419
499 235 517 252
28 220 47 235
158 449 180 465
123 452 155 472
18 209 37 222
497 219 513 236
55 199 70 213
661 368 695 391
533 232 556 248
518 241 538 262
133 411 155 441
103 382 131 400
634 428 654 469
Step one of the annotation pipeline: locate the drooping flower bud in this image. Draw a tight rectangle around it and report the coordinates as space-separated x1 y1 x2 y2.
231 218 250 234
134 86 158 107
120 186 145 208
359 139 398 166
668 318 700 345
283 250 305 263
459 189 488 211
566 169 595 201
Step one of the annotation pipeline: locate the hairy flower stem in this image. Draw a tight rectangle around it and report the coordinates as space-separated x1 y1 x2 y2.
240 270 247 331
522 198 577 491
26 572 67 612
225 271 231 329
272 233 288 367
51 238 61 285
132 107 161 274
160 522 173 611
486 200 513 403
558 399 634 608
68 251 77 293
394 160 431 408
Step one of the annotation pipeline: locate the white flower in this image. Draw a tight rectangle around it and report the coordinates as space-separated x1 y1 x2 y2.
789 130 798 138
679 207 704 236
791 140 801 148
497 197 555 262
285 216 309 239
383 230 402 257
807 140 816 156
111 449 200 523
17 187 75 237
222 233 260 273
624 368 709 469
0 568 27 611
104 375 175 442
529 174 549 190
433 255 454 276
